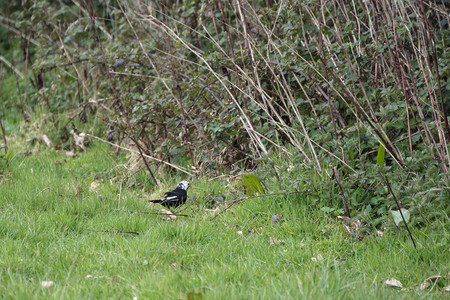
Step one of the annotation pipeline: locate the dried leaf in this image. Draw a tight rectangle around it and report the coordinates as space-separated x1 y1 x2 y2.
41 134 52 147
107 276 120 283
338 216 363 239
161 208 176 220
65 150 75 157
41 281 55 288
443 286 450 292
86 274 94 280
420 275 444 290
71 130 86 151
90 181 100 191
269 236 285 245
237 231 243 235
384 278 403 288
338 216 362 232
187 292 203 300
311 254 323 262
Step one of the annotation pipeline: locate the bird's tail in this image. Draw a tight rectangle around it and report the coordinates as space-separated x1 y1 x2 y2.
148 199 163 203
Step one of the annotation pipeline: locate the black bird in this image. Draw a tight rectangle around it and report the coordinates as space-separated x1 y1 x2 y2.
148 180 192 208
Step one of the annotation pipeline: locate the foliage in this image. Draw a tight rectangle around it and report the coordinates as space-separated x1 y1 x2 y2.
0 0 449 224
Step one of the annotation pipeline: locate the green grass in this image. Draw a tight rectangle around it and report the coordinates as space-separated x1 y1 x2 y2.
0 142 449 299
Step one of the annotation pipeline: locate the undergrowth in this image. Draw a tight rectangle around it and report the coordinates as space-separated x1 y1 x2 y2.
0 141 448 299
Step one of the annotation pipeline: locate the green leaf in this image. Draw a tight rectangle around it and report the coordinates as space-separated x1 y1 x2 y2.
390 209 410 226
87 176 95 187
6 151 14 162
377 142 385 166
241 174 265 196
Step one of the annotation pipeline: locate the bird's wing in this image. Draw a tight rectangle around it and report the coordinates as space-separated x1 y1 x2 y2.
161 193 180 203
163 195 178 201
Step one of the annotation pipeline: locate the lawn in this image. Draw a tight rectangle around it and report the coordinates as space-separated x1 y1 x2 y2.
0 142 448 299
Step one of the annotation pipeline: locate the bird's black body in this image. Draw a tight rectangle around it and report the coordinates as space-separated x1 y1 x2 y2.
148 181 191 208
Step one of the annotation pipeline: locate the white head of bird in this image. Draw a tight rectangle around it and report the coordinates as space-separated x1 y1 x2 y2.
177 180 191 191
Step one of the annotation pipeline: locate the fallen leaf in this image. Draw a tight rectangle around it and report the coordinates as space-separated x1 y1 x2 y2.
161 208 176 220
420 275 445 290
269 237 285 245
384 278 403 288
65 150 75 157
390 209 410 226
86 274 94 280
41 281 55 288
41 134 52 147
90 181 100 191
71 130 86 151
187 292 203 300
237 231 243 235
240 174 265 195
311 254 323 262
338 216 362 236
271 214 281 222
443 286 450 292
107 276 120 283
26 136 37 145
377 230 384 237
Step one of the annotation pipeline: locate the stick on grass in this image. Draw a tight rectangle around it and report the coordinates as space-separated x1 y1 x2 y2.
333 167 350 218
383 174 416 249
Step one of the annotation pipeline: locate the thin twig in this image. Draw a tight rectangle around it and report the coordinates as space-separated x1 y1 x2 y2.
94 229 140 235
38 58 89 72
0 55 24 78
118 178 123 208
383 174 416 249
333 167 350 218
37 187 54 196
0 62 6 154
210 191 303 220
210 202 236 221
85 133 193 176
117 209 190 217
186 79 219 114
222 191 303 204
130 135 158 187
